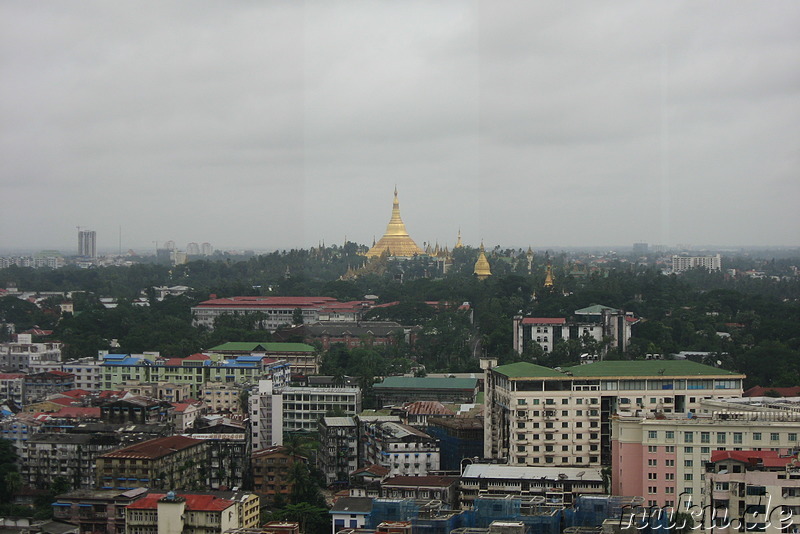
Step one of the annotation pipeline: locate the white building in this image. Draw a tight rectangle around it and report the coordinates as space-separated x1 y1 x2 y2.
60 358 102 391
482 359 744 468
0 334 62 372
672 254 722 273
361 420 440 477
250 379 361 451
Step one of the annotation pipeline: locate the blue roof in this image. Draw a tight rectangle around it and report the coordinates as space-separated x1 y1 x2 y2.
236 356 264 362
103 353 129 361
102 357 141 366
220 361 257 368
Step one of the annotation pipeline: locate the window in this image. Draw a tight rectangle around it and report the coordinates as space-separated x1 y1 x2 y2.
648 446 657 453
648 459 657 466
684 473 693 481
753 432 761 441
648 473 657 480
648 487 657 494
684 459 693 467
562 399 569 405
733 432 743 444
701 447 710 454
665 473 675 480
790 433 798 442
685 446 693 453
665 459 675 467
648 431 658 439
666 431 675 439
771 433 780 441
701 432 710 444
717 432 726 444
666 446 675 453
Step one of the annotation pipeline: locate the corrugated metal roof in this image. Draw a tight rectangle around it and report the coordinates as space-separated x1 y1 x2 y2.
374 377 477 390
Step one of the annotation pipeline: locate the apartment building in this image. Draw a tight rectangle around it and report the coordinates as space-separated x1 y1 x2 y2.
319 416 359 486
23 371 75 404
0 372 24 404
612 397 800 509
361 420 440 477
0 334 62 371
250 379 361 450
207 342 315 375
21 433 126 489
705 450 799 534
251 446 307 504
483 359 744 468
512 305 637 356
672 254 722 273
95 435 208 491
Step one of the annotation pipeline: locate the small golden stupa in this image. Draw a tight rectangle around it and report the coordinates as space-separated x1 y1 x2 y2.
544 262 555 287
474 242 492 280
454 229 464 249
365 188 425 258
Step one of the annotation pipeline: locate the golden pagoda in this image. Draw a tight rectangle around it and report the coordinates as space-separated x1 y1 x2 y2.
474 242 492 280
365 188 425 258
454 229 464 248
544 262 555 287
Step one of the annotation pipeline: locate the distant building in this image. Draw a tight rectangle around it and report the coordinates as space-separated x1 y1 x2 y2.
632 242 649 256
512 304 638 355
426 417 484 471
671 253 722 273
187 242 200 255
78 230 96 258
360 420 440 477
52 487 149 534
251 446 307 504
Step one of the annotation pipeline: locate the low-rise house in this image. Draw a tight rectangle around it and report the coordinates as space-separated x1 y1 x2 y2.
330 497 373 534
379 475 459 508
361 421 440 477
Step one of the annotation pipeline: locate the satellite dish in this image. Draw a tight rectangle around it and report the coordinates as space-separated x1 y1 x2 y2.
576 471 585 478
717 360 722 366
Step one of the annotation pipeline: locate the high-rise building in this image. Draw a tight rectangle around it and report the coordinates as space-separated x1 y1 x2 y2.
187 242 200 255
78 230 96 258
201 242 213 255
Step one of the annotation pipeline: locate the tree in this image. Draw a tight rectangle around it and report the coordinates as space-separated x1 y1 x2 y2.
292 307 304 325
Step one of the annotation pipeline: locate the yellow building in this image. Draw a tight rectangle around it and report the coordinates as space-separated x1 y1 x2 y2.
365 189 425 258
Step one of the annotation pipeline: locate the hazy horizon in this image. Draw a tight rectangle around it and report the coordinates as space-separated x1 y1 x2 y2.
2 2 799 251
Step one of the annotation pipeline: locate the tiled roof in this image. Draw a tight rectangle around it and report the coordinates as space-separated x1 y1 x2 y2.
743 386 800 397
58 389 92 398
127 493 233 511
711 450 795 468
492 362 564 378
521 318 566 325
100 435 202 460
196 296 337 308
403 401 455 416
0 373 25 379
350 464 390 477
208 342 315 353
564 360 742 377
50 406 101 418
330 496 373 514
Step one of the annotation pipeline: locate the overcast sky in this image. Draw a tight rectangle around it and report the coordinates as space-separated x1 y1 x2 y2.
1 1 798 254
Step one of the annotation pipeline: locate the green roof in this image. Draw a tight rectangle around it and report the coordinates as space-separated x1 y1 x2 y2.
208 342 315 353
374 377 478 390
492 362 565 379
563 360 741 377
574 304 618 315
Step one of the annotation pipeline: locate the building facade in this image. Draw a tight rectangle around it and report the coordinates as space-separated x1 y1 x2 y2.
483 359 745 468
319 416 359 486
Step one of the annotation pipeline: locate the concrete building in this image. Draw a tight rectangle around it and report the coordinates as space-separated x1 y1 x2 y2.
21 433 126 490
96 435 208 491
672 254 722 273
319 416 359 486
512 305 637 356
201 381 244 414
0 334 62 372
361 421 440 477
380 475 460 509
78 230 96 258
60 358 102 391
250 380 361 450
330 497 374 534
23 371 75 404
0 372 25 404
483 359 744 468
705 450 799 534
426 417 484 472
207 342 316 375
251 446 307 505
612 397 800 509
459 464 605 508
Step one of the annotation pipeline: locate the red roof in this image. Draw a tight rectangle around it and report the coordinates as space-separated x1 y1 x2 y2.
350 464 390 477
127 493 233 512
196 296 338 309
20 328 53 336
403 401 455 416
98 390 126 399
59 389 92 398
743 386 800 397
100 436 203 460
521 318 566 325
46 397 78 407
0 373 25 380
710 450 795 468
184 353 210 361
47 370 74 378
50 406 101 418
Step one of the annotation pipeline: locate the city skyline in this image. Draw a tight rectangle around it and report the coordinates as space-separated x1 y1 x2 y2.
1 2 799 252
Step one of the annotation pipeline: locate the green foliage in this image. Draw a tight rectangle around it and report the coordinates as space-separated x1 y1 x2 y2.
0 439 20 503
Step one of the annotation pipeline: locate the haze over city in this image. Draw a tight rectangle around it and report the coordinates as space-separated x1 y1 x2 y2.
1 2 799 253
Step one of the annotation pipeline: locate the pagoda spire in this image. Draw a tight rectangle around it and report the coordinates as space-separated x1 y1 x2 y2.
365 188 424 258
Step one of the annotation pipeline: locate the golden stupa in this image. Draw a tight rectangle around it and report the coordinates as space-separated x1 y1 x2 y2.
544 262 555 287
365 188 425 258
474 242 492 280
